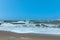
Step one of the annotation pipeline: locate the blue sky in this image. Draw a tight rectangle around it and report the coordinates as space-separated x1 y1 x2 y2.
0 0 60 20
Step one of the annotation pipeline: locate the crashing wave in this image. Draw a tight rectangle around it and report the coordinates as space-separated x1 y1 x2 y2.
0 21 60 35
0 23 60 35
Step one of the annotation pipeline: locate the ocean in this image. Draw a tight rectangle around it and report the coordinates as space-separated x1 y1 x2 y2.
0 23 60 35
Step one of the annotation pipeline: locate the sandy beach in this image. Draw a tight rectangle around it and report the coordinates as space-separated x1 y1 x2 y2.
0 31 60 40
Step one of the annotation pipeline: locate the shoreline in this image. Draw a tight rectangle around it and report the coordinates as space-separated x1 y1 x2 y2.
0 31 60 40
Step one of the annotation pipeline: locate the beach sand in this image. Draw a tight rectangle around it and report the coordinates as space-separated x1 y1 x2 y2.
0 31 60 40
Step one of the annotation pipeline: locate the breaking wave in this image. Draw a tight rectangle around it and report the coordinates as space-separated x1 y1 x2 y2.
0 23 60 35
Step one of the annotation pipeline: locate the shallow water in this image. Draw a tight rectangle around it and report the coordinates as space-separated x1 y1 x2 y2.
0 23 60 35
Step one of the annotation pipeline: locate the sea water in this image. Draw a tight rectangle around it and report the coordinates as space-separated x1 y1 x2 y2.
0 23 60 35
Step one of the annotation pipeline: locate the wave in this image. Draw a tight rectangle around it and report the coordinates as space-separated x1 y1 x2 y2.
0 23 60 35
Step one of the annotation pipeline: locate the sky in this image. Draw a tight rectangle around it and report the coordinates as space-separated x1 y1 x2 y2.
0 0 60 20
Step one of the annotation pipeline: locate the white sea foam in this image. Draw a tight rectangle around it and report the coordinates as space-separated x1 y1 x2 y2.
0 23 60 35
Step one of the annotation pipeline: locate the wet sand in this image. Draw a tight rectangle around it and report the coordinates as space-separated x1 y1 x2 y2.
0 31 60 40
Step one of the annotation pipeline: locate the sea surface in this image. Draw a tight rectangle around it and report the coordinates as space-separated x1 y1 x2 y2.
0 23 60 35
